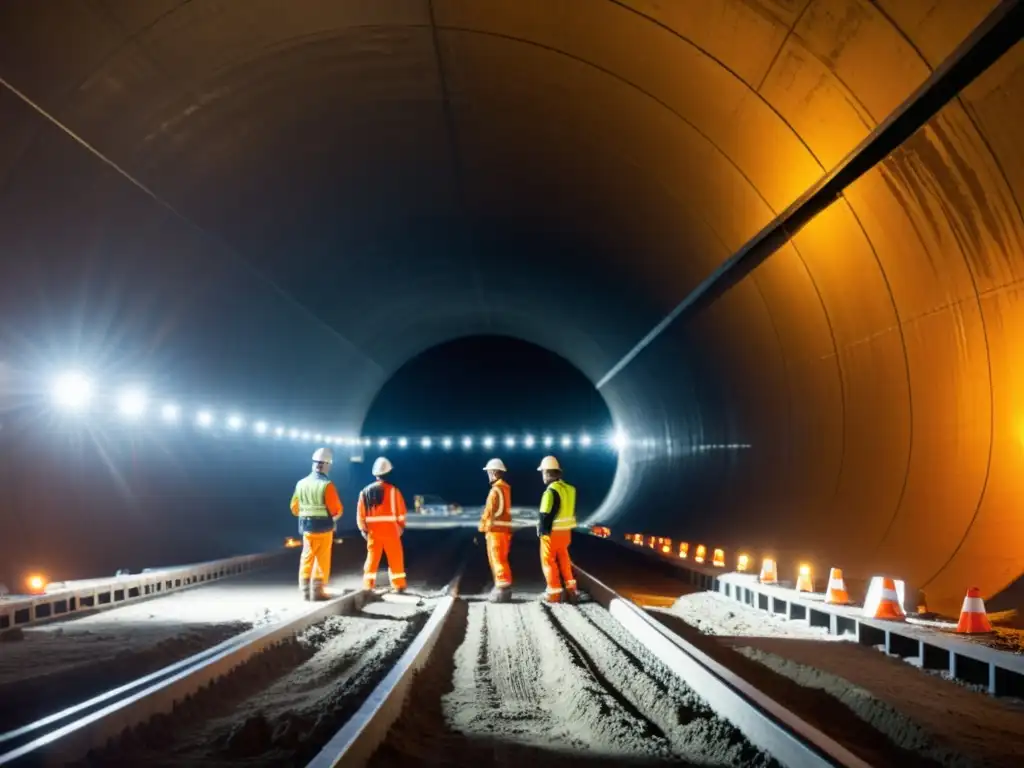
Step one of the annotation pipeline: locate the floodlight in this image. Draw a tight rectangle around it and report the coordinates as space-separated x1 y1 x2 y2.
504 436 516 449
196 410 214 428
462 436 473 449
609 430 628 450
398 437 409 449
51 371 93 412
288 428 299 439
543 436 554 448
482 436 495 449
274 426 285 437
523 435 536 448
161 403 180 423
254 421 268 435
442 437 453 450
579 434 592 448
227 414 244 430
561 435 573 448
421 436 432 449
378 438 389 448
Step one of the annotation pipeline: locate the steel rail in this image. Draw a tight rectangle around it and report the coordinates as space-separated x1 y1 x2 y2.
0 588 370 766
573 566 874 768
305 566 466 768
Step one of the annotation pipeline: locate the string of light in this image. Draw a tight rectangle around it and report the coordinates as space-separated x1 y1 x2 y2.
47 370 751 453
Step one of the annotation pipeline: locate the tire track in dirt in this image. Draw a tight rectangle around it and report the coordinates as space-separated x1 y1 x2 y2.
545 603 777 767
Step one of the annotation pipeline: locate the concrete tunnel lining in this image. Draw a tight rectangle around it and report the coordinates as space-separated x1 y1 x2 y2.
0 0 1022 613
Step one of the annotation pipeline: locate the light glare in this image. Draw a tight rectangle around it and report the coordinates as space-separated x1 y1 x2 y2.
561 435 573 448
254 421 268 435
543 436 554 448
579 434 592 447
227 414 244 430
379 438 389 448
442 437 453 450
275 426 285 437
51 371 93 412
462 436 473 449
524 435 536 448
482 436 495 449
161 403 180 423
504 436 516 448
117 387 148 418
421 436 432 449
196 410 214 428
398 437 409 448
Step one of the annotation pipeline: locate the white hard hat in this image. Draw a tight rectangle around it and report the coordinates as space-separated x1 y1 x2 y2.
483 458 507 472
537 455 561 472
372 456 393 476
312 447 334 463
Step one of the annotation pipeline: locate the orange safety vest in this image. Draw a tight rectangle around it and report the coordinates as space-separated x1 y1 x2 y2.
479 479 512 533
357 481 407 534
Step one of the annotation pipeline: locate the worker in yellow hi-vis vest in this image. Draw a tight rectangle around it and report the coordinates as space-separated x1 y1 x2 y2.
290 447 343 601
536 455 579 604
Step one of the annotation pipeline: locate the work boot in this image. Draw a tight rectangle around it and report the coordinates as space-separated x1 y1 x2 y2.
311 580 330 601
543 592 563 604
565 589 580 605
489 587 512 604
391 586 407 595
299 578 311 602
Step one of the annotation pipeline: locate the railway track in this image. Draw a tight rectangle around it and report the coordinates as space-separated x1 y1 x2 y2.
1 530 872 767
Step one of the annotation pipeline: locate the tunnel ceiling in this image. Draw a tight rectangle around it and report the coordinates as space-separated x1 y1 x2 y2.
1 0 1023 612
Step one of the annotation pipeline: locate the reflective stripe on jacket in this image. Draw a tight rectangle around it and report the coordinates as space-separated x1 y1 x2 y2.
357 481 408 532
538 479 577 535
479 479 512 533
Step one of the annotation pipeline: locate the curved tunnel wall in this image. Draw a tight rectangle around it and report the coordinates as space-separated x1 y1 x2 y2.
0 0 1022 612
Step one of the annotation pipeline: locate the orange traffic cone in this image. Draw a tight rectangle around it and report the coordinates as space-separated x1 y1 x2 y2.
956 587 993 634
759 558 778 585
825 568 850 605
865 577 905 621
795 565 813 593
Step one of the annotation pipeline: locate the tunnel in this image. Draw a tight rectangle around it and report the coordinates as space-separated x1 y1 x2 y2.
1 0 1022 615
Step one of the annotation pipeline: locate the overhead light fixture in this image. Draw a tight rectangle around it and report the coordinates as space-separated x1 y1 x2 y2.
196 410 214 428
227 414 244 430
504 436 516 449
442 437 453 450
254 421 268 435
51 371 93 412
462 436 473 449
579 434 592 448
421 436 432 449
482 436 495 449
398 437 409 449
161 403 180 423
523 435 536 448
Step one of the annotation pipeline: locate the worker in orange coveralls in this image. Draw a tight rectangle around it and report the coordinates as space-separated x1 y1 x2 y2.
290 447 343 601
536 455 579 604
479 458 514 603
357 456 408 593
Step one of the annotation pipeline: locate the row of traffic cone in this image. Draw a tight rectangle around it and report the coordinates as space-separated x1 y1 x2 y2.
757 559 992 634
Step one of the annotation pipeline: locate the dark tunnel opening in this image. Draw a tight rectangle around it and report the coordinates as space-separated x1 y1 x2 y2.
0 1 1021 615
359 335 618 516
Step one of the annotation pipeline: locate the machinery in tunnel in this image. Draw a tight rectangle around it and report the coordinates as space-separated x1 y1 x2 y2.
0 0 1022 615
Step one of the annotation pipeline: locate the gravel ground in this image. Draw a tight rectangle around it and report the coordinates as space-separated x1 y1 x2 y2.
570 538 1024 768
72 592 438 767
370 532 778 767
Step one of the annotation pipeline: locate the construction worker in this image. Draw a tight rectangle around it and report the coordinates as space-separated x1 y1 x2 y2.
479 458 513 603
537 455 579 604
290 447 343 601
357 456 408 593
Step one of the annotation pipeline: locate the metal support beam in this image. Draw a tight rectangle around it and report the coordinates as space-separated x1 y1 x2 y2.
597 0 1023 390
